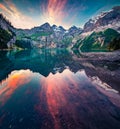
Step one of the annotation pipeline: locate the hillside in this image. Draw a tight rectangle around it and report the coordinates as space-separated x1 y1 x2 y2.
108 36 120 50
0 14 16 49
73 28 120 52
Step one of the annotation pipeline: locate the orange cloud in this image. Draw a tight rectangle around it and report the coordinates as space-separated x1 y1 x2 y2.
0 0 68 29
0 70 32 105
41 0 67 27
0 3 12 15
0 0 71 29
0 1 37 29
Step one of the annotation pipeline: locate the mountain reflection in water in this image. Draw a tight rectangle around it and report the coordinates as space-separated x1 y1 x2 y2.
0 68 120 129
0 49 120 129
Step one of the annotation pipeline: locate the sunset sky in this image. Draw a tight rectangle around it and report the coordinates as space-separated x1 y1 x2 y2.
0 0 120 29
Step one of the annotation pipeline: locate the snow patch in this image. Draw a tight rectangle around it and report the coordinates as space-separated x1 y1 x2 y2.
90 76 119 93
91 9 113 24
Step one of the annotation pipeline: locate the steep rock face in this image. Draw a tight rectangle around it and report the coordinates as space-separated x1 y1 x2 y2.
0 14 16 49
84 6 120 32
0 14 13 31
52 25 66 42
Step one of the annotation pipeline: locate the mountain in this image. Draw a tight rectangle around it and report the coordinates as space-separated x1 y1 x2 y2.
73 28 120 52
72 6 120 51
30 22 53 33
15 23 53 48
67 26 83 36
0 14 16 49
52 25 66 32
84 6 120 33
15 23 81 49
52 25 66 43
0 6 120 50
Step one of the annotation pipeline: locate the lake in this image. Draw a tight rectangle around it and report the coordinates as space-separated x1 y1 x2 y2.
0 49 120 129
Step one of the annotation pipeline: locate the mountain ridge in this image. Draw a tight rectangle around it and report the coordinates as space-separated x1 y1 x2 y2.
0 6 120 50
83 6 120 33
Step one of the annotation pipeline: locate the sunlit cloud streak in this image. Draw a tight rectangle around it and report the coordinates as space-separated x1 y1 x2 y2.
0 0 120 29
0 0 79 29
41 0 67 27
0 0 37 29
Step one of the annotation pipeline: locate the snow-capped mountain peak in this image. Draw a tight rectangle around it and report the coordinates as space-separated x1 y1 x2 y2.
83 6 120 33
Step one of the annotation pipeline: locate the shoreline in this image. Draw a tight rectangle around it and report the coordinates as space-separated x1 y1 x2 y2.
75 50 120 61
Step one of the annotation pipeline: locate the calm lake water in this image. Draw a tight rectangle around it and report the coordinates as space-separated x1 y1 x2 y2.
0 49 120 129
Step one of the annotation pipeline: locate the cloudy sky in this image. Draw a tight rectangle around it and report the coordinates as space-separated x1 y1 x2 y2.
0 0 120 29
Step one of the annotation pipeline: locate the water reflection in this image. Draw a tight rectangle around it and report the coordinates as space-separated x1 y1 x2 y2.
0 49 75 81
0 70 33 105
0 49 120 129
0 69 120 129
0 49 120 91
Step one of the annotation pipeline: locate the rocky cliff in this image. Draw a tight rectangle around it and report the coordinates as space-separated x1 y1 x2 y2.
0 14 16 49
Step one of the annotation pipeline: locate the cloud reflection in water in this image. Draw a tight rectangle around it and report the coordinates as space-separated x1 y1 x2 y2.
0 69 120 129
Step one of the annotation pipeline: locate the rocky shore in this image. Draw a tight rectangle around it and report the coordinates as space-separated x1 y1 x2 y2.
71 50 120 92
80 50 120 61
